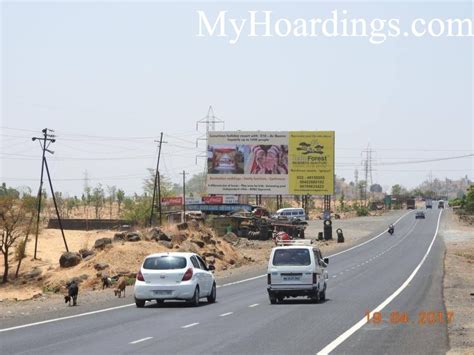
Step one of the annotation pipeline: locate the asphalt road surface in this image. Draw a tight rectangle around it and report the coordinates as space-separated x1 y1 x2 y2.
1 209 448 355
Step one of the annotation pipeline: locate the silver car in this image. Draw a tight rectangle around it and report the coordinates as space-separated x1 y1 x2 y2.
134 252 216 307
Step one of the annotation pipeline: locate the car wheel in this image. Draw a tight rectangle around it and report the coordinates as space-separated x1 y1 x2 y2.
207 283 217 304
189 286 200 307
135 299 146 308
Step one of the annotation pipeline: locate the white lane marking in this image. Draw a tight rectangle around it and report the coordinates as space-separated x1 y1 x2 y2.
248 303 259 308
328 211 411 258
219 312 233 317
316 210 443 355
332 275 337 278
0 304 134 333
217 274 266 288
129 337 153 344
0 212 411 333
181 322 199 329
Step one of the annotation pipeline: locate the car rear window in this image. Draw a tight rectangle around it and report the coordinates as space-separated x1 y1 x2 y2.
273 249 311 266
143 256 187 270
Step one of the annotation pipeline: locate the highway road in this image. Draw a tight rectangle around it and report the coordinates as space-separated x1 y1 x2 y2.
1 209 448 355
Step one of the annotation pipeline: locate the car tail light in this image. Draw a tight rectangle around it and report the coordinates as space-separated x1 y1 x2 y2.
182 268 193 281
313 273 317 284
137 270 145 281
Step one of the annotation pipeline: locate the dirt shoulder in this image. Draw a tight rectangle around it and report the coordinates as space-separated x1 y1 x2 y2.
440 209 474 354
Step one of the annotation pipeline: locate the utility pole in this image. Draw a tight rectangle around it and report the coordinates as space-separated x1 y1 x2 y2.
31 128 68 259
182 171 187 222
149 132 166 227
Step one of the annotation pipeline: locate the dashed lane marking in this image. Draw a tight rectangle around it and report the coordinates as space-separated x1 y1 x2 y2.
181 322 199 329
129 337 153 344
219 312 233 317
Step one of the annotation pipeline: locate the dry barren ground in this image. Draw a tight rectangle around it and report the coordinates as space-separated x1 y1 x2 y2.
441 209 474 355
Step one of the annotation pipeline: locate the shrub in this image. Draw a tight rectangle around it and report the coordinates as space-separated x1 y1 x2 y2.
15 239 26 261
355 206 369 217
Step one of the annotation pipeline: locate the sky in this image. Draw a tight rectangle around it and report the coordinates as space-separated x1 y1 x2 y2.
1 1 473 197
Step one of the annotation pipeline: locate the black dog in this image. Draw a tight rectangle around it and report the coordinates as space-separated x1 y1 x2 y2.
102 276 112 290
65 280 79 306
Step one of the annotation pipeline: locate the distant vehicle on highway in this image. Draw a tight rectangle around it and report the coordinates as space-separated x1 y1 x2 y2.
267 240 328 304
406 198 416 210
425 198 433 209
415 211 426 219
134 252 216 308
438 200 445 209
275 208 308 221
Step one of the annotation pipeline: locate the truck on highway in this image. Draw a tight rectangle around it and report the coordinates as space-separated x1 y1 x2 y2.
406 198 416 210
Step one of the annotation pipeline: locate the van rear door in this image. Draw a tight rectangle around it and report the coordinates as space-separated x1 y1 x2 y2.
269 248 313 285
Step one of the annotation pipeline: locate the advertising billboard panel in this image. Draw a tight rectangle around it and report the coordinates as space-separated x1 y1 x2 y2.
207 131 334 195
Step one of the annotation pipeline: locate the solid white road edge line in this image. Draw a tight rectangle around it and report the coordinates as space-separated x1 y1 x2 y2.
0 211 411 333
181 322 199 328
0 304 134 333
129 337 153 344
316 210 443 355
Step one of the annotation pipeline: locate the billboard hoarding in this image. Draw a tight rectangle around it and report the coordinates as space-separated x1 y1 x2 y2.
207 131 334 195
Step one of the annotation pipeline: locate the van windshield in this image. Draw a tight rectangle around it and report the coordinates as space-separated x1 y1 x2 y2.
273 249 311 266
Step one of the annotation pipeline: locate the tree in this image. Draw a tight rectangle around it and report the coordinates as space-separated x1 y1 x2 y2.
185 172 207 196
465 186 474 213
0 183 20 198
391 184 403 196
370 184 383 193
116 189 125 213
143 169 174 197
91 184 105 219
0 195 35 283
65 197 78 218
106 185 117 219
122 196 151 226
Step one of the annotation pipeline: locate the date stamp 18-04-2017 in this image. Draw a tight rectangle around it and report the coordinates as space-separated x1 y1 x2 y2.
365 310 454 325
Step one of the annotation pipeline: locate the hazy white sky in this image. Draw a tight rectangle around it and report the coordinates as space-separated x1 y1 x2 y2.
1 1 473 196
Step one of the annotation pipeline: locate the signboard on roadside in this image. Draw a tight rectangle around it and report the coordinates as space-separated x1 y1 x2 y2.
207 131 335 195
161 197 183 206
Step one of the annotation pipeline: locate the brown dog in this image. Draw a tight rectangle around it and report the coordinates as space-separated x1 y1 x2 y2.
114 277 127 298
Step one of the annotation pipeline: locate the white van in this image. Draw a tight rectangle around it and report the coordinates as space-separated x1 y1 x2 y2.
275 208 307 221
267 241 329 304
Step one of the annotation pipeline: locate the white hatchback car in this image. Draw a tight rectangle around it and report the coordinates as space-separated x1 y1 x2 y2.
134 252 216 307
267 242 329 303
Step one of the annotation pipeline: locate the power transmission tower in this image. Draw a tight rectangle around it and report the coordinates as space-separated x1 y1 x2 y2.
362 145 374 206
195 106 225 193
354 168 359 203
31 128 69 259
149 132 167 227
181 171 187 222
